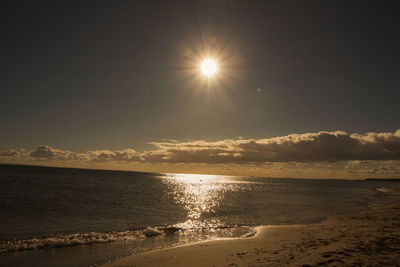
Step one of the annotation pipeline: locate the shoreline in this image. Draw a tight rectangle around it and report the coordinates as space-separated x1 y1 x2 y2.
101 199 400 266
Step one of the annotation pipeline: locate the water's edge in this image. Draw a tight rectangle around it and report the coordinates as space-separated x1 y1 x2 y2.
99 192 400 267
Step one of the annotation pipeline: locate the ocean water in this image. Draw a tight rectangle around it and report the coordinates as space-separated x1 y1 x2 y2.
0 164 397 266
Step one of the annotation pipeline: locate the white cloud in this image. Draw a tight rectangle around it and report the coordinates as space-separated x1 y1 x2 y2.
142 129 400 163
345 160 400 176
27 146 143 163
88 149 143 162
30 145 88 161
1 129 400 166
0 149 27 159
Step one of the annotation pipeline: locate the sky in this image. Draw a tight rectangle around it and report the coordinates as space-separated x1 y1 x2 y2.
1 0 399 178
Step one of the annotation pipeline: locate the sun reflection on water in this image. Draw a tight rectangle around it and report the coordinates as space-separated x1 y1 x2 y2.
161 173 227 229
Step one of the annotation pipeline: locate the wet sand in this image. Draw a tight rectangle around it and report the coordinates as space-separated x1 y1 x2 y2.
102 200 400 266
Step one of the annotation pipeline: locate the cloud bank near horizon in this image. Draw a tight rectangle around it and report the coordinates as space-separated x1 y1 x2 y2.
1 129 400 165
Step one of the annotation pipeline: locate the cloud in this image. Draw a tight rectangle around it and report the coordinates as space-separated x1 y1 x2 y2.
88 149 143 162
0 150 19 157
143 129 400 163
345 160 400 176
30 145 88 161
28 146 143 163
0 149 28 159
1 129 400 166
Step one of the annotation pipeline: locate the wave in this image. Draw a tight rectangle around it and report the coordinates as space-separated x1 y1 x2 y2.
376 187 391 193
375 186 400 194
0 230 141 254
0 225 254 254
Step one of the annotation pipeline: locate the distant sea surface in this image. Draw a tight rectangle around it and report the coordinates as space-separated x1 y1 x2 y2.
0 164 398 266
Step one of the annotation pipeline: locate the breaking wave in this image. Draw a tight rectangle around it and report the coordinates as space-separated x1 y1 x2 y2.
376 187 391 193
0 225 255 254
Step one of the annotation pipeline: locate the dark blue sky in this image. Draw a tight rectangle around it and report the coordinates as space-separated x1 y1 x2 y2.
1 0 399 152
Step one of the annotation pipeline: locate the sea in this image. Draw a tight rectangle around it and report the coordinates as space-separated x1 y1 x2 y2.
0 164 398 267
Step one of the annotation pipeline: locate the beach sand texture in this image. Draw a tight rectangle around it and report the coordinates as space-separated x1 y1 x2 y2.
102 200 400 266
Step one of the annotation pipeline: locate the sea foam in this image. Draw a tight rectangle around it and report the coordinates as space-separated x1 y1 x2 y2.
0 230 142 253
0 225 254 254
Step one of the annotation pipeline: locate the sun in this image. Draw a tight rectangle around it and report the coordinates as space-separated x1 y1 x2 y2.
200 58 218 77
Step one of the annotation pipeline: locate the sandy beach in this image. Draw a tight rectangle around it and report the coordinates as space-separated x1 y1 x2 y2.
102 199 400 267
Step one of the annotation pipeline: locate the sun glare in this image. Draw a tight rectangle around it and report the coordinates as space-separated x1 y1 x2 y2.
200 58 218 77
178 34 243 92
